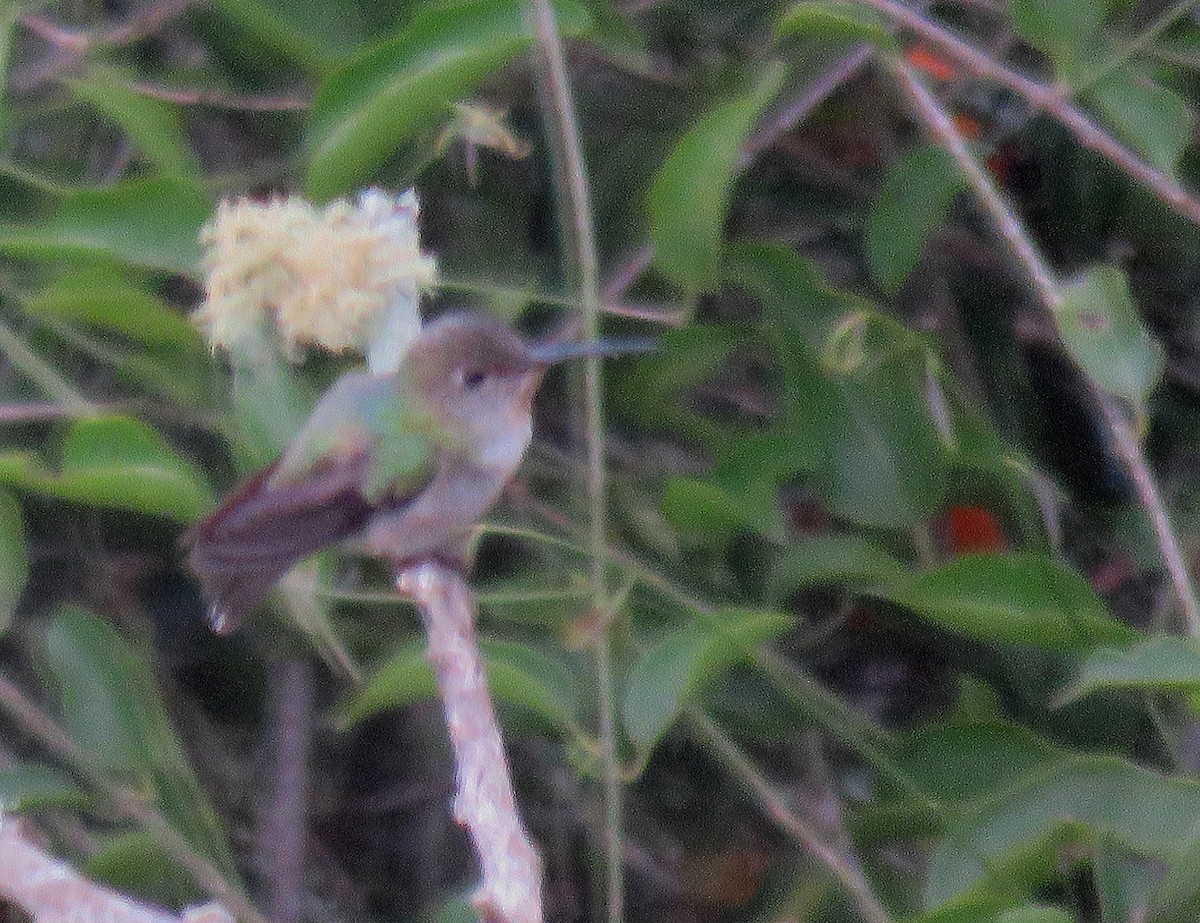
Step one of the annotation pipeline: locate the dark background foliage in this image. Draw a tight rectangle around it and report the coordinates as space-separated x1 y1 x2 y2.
3 1 1200 922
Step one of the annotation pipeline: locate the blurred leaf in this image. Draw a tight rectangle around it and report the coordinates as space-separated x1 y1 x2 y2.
1055 634 1200 706
623 610 795 750
1011 0 1110 75
648 63 786 293
85 831 204 909
0 764 85 810
1054 265 1163 406
818 344 949 529
43 607 239 881
305 0 591 199
866 145 965 293
1151 834 1200 923
663 476 788 544
875 552 1137 650
776 1 891 46
25 271 204 351
997 908 1073 923
0 415 214 522
768 534 906 603
0 178 209 275
890 721 1062 805
210 0 366 71
1087 67 1193 175
0 488 27 632
347 637 583 733
612 324 749 447
69 68 199 178
1095 837 1159 923
927 756 1200 908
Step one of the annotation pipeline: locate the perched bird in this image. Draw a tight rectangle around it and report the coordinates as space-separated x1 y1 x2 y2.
184 312 649 633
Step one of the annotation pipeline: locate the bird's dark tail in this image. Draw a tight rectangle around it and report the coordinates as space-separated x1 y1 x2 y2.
182 455 374 633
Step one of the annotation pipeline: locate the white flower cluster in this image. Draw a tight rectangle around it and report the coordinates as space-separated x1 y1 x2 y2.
195 189 436 372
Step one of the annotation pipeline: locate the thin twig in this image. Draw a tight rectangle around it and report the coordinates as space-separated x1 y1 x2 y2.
688 710 895 923
525 2 625 920
261 655 313 923
0 674 267 923
0 401 76 423
887 56 1200 634
395 564 543 923
125 81 311 112
861 0 1200 228
601 45 872 300
0 317 99 417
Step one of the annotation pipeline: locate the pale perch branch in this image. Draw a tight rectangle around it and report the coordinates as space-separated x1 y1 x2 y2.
395 562 543 923
0 815 233 923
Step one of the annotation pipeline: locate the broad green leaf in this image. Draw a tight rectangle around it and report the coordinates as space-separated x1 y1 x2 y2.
1087 67 1193 175
648 63 786 293
1055 265 1163 406
0 178 209 276
0 415 214 522
622 610 795 749
210 0 365 71
347 637 583 733
818 344 949 529
305 0 591 199
997 908 1072 923
0 488 27 632
727 242 948 528
0 2 17 137
927 756 1200 908
0 764 85 810
768 534 906 602
43 607 239 882
69 68 199 178
875 552 1136 650
86 831 204 909
866 145 965 292
1011 0 1110 75
662 476 788 544
1055 634 1200 706
25 272 204 350
776 1 891 46
889 721 1062 805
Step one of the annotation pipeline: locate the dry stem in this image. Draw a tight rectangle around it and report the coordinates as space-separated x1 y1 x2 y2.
888 56 1200 634
396 562 543 923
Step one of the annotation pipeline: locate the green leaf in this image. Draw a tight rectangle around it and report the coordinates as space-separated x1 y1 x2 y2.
648 63 786 293
997 908 1073 923
0 415 214 522
0 764 86 810
1087 66 1193 175
210 0 366 71
927 756 1200 908
875 552 1137 650
347 637 583 733
1011 0 1110 75
0 178 209 276
0 489 27 632
69 68 199 178
890 721 1062 805
1054 265 1163 406
86 831 204 909
866 145 966 292
25 272 204 350
768 534 906 602
622 610 795 749
43 607 239 882
776 1 891 46
1055 634 1200 706
305 0 591 199
662 476 788 544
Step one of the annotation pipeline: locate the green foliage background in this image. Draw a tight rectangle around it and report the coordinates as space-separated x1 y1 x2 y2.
3 0 1200 922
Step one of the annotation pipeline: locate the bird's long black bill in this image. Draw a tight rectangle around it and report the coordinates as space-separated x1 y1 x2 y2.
525 336 657 365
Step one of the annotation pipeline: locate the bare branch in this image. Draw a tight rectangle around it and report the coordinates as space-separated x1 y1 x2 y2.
396 563 543 923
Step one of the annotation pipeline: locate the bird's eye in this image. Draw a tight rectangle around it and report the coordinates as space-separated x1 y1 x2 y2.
463 370 487 391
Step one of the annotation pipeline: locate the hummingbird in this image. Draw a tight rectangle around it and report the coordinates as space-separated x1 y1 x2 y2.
184 312 650 633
